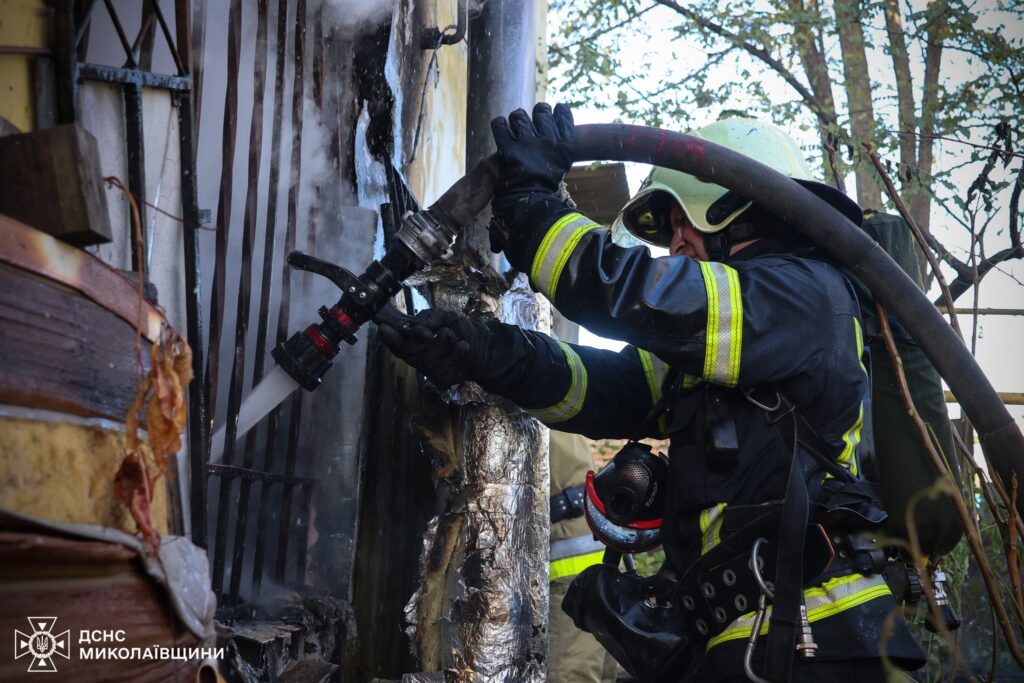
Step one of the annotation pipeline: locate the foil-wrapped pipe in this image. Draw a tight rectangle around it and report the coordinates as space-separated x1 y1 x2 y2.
405 273 550 681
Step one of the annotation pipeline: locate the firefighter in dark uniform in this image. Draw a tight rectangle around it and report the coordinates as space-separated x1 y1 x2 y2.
374 105 925 681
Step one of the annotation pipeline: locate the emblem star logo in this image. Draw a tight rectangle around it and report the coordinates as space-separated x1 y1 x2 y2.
14 617 70 673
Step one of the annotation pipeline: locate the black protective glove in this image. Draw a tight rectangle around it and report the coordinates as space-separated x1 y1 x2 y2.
489 103 576 256
374 303 536 391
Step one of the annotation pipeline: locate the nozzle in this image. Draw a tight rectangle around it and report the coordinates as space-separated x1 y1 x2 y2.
273 209 457 391
272 327 335 391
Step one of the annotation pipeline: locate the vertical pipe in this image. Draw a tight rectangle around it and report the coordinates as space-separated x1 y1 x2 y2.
53 0 78 124
175 0 209 550
226 0 270 601
208 0 243 594
459 1 548 676
189 0 206 131
123 81 148 273
249 0 290 599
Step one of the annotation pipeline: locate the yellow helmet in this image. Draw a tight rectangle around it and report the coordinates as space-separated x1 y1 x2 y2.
618 118 861 248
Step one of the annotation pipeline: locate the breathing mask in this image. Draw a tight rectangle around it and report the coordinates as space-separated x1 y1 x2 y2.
584 441 669 553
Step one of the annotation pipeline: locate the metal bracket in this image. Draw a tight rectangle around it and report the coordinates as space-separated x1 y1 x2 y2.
420 0 468 49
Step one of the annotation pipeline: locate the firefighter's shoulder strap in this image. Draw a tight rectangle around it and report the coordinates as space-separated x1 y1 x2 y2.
848 210 963 557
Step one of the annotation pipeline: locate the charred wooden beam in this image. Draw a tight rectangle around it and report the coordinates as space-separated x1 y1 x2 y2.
0 124 112 245
208 0 243 596
226 0 271 601
248 0 291 601
174 0 209 549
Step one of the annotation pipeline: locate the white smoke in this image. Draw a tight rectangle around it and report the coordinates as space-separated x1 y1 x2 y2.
323 0 394 30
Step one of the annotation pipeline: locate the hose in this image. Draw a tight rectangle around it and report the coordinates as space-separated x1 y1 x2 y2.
428 122 1024 520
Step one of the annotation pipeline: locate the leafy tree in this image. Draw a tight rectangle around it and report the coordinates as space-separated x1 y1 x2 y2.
548 0 1024 300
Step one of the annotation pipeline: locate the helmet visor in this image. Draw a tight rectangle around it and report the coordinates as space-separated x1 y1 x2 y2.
620 191 674 248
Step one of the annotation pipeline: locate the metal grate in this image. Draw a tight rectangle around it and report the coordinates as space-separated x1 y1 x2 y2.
53 0 206 542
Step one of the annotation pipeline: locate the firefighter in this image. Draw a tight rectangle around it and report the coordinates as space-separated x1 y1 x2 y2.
374 105 925 681
548 429 618 683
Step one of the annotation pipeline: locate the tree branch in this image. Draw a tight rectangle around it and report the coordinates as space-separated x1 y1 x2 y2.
550 5 656 54
650 0 838 127
865 146 963 338
1010 159 1024 252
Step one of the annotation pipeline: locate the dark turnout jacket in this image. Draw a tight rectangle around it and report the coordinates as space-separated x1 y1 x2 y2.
484 208 924 676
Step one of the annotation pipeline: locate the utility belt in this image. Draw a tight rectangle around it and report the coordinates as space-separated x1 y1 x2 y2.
565 382 894 682
563 513 894 683
675 505 837 647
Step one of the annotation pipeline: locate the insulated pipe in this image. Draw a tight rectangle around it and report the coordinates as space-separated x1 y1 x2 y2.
429 122 1024 519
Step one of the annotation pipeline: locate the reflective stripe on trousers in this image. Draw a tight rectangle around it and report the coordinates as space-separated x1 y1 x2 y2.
551 534 606 581
705 572 892 651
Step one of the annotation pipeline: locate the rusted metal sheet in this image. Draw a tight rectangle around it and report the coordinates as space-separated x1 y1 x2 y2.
0 261 152 421
0 529 201 682
0 215 166 343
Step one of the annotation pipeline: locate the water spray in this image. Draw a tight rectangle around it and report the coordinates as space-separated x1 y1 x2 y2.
212 206 462 463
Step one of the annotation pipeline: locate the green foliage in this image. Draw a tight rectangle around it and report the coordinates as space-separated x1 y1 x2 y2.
548 0 1024 224
631 548 666 577
904 489 1019 681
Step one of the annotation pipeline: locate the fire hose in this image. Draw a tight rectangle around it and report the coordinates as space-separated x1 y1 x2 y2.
273 122 1024 520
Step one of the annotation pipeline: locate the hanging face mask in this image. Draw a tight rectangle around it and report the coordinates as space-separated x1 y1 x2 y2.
584 441 669 553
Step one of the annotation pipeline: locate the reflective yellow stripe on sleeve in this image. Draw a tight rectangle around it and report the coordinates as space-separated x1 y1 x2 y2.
834 317 865 476
706 572 891 651
637 349 670 436
550 550 606 581
528 342 588 424
698 261 743 386
699 503 727 555
530 212 603 302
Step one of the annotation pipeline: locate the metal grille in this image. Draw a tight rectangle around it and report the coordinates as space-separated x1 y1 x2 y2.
52 0 205 540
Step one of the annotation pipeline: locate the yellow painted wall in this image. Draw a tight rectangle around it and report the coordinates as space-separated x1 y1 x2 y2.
0 0 49 132
0 418 169 535
405 0 468 206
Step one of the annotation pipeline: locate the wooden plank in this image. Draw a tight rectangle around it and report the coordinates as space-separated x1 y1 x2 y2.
0 530 198 682
565 163 631 226
937 307 1024 316
945 390 1024 405
0 214 165 343
0 262 150 421
0 124 112 245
